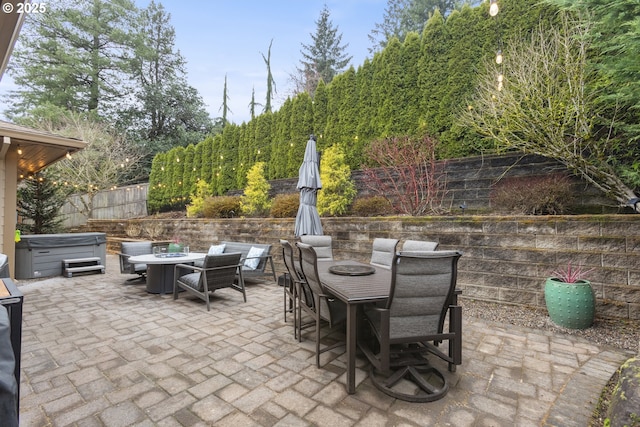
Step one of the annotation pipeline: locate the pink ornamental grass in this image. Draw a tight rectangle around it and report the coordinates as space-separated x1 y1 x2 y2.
551 262 594 283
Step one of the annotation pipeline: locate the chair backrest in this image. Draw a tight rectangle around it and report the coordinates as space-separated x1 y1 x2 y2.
299 235 333 260
200 252 242 291
400 239 439 253
370 238 399 269
120 241 152 273
387 251 462 342
221 241 272 271
280 240 303 284
296 242 337 321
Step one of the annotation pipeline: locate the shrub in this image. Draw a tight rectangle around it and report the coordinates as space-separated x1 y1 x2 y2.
317 145 357 216
240 162 271 217
186 180 211 218
270 193 300 218
202 195 241 218
362 135 447 216
351 196 394 217
490 174 575 215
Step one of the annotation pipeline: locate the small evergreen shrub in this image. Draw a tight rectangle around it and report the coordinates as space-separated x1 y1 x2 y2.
270 193 300 218
202 196 241 218
240 162 272 217
186 180 211 218
351 196 394 217
490 174 575 215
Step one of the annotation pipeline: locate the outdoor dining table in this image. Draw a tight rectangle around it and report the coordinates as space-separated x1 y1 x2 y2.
317 259 392 394
128 252 206 294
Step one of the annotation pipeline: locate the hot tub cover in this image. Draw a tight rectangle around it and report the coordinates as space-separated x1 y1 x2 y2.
15 232 106 249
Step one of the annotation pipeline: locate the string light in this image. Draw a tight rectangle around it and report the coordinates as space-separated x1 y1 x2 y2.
496 49 503 64
489 0 499 16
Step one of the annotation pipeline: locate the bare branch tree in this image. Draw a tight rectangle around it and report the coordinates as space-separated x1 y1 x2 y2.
362 135 447 216
461 12 638 211
26 110 145 219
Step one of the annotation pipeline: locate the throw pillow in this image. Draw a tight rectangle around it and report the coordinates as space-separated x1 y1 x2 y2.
244 246 264 270
208 244 226 255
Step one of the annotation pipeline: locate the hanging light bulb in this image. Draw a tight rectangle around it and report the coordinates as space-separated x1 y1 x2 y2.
489 0 499 16
16 145 22 155
496 49 503 64
66 151 72 160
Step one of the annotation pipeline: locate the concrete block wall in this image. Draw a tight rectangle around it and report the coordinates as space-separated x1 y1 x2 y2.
87 214 640 321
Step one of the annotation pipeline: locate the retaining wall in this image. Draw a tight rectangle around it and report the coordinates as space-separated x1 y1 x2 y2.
85 214 640 321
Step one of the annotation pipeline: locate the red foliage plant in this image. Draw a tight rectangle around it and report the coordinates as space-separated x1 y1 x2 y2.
361 135 448 216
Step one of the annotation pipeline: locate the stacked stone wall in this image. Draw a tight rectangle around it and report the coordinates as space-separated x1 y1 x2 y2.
86 214 640 321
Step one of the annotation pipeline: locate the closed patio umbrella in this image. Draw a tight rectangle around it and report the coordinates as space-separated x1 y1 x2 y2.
295 135 323 236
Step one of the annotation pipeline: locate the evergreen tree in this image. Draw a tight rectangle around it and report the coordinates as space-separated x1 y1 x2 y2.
368 0 462 54
126 1 212 155
6 0 137 118
312 80 329 146
297 4 352 96
418 10 449 136
17 172 65 234
398 32 422 136
355 59 376 142
220 74 232 126
262 40 277 113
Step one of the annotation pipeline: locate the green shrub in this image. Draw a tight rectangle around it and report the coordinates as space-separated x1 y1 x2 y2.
186 180 211 218
202 195 241 218
317 145 357 216
240 162 272 217
270 193 300 218
351 196 394 217
490 174 575 215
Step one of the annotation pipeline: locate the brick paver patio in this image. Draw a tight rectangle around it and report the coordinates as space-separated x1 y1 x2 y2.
13 255 633 426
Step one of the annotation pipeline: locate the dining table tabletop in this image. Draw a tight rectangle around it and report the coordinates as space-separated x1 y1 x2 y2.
317 259 392 394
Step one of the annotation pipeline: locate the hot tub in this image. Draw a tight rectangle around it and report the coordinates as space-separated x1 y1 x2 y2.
15 232 106 279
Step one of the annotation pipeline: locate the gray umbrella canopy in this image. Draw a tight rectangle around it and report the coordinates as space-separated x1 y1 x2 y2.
295 136 323 236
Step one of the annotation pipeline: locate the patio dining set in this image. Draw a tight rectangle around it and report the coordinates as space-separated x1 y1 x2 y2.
116 235 463 403
281 235 463 402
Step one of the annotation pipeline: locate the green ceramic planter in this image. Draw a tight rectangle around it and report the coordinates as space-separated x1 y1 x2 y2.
544 278 595 329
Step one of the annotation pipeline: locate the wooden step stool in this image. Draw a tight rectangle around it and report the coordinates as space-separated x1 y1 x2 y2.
62 257 105 278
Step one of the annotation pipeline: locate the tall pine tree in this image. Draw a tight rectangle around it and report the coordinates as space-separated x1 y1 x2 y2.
17 172 65 234
297 5 352 97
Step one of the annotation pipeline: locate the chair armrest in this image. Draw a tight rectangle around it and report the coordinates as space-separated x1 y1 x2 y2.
201 263 243 273
174 263 202 277
175 263 201 271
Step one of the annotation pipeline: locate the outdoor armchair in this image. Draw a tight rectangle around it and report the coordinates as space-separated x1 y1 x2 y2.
173 252 245 311
118 241 152 281
358 250 463 402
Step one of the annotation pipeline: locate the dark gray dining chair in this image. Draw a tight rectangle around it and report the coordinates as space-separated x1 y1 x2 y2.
358 250 463 402
296 242 346 367
400 239 439 253
173 252 245 311
370 238 399 269
299 235 333 261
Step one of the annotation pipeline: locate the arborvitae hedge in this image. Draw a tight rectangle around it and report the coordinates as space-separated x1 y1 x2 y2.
147 0 557 213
